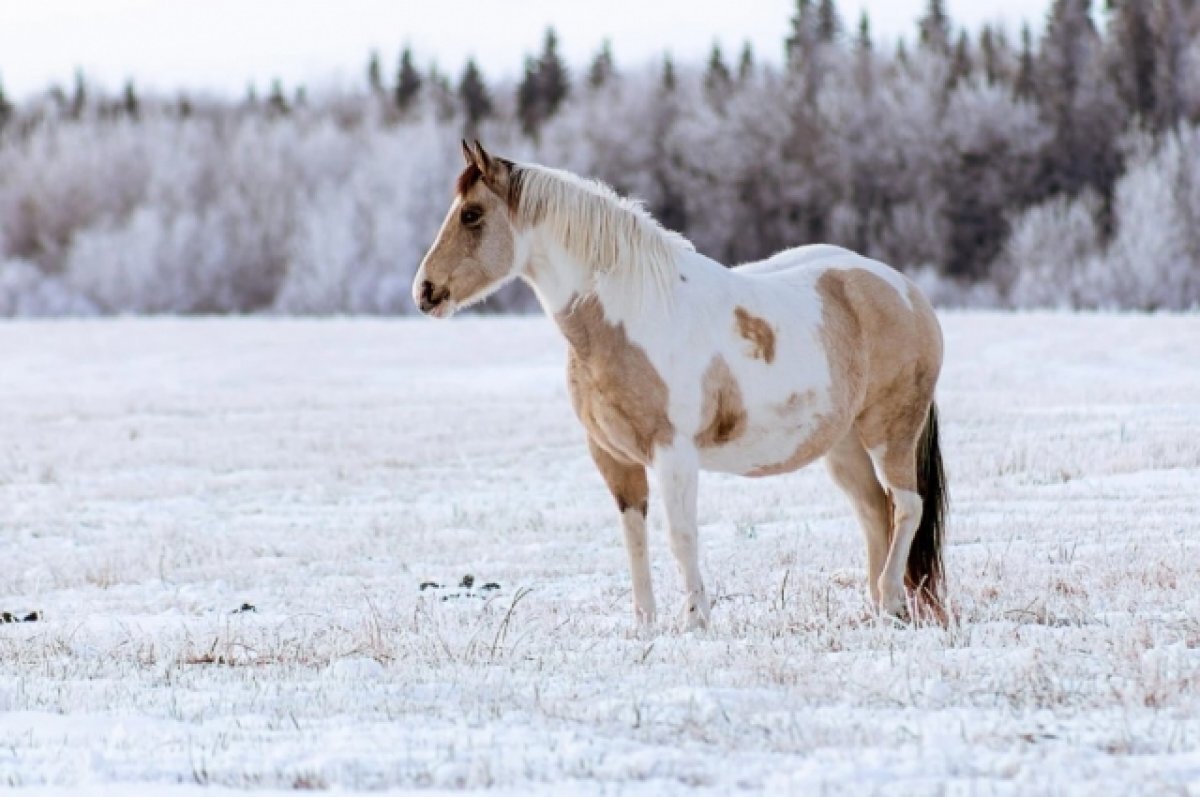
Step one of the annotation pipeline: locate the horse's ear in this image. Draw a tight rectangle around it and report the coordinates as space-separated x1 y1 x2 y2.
471 140 494 171
472 140 511 196
461 139 476 167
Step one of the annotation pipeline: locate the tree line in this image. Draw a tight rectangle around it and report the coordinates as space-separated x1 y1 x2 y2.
1 0 1199 314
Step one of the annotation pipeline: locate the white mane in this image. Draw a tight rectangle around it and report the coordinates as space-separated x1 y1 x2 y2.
513 164 694 309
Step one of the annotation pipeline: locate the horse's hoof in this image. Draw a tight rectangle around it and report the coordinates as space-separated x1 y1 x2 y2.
634 606 657 630
878 589 910 623
678 600 710 631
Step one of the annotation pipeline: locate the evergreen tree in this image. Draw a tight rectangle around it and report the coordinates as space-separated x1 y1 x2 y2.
855 12 875 92
856 11 873 52
785 0 818 68
0 75 12 129
70 69 87 120
1107 0 1156 121
267 79 289 115
704 43 733 104
661 53 677 93
517 28 571 136
427 66 456 123
1014 24 1036 99
738 42 756 81
122 80 139 119
367 51 384 95
517 56 541 136
949 32 973 89
918 0 952 54
395 47 422 113
588 40 615 89
979 26 1002 85
1037 0 1123 203
1151 0 1187 129
458 58 492 133
537 28 570 116
817 0 843 43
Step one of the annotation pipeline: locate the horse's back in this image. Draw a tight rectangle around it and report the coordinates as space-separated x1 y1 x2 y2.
735 245 915 307
733 244 855 276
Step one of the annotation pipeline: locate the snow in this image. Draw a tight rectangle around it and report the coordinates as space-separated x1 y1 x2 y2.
1 313 1198 794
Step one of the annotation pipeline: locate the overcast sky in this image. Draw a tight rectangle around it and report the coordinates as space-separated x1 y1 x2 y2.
0 1 1055 100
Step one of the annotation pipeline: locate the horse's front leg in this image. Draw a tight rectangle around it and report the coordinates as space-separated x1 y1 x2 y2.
654 446 710 630
587 439 656 628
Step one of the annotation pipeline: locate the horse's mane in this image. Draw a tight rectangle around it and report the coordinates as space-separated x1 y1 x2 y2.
510 164 695 308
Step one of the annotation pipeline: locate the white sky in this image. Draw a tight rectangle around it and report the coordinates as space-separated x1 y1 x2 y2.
0 1 1054 101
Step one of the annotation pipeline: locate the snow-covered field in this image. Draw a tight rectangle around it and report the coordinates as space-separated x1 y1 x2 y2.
1 314 1198 795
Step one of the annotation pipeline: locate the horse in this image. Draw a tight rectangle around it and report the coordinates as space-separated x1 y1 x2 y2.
414 140 947 630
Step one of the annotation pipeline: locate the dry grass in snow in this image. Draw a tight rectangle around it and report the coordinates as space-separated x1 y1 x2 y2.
0 313 1198 794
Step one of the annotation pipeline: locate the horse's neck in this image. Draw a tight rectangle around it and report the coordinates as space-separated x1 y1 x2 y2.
521 227 594 317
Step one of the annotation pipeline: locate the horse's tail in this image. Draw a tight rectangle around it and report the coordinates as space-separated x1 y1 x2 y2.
907 402 947 612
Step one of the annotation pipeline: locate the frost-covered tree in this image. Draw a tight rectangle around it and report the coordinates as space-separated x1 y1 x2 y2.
817 0 843 43
949 32 973 89
918 0 952 54
1 0 1199 314
704 43 733 105
786 0 819 68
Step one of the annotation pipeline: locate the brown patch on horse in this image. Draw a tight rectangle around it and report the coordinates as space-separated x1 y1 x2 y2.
559 295 674 465
734 307 776 363
455 163 483 197
813 269 943 491
694 355 747 448
775 389 817 417
587 438 649 516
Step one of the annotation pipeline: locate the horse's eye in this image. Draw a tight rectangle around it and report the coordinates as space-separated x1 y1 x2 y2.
460 207 483 226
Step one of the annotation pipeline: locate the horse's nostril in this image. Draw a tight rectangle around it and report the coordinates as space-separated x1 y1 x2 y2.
420 280 434 302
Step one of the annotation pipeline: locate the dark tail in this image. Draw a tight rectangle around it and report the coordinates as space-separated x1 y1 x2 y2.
907 403 947 611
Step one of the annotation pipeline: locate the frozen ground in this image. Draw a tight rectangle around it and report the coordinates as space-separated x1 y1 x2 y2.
0 313 1198 795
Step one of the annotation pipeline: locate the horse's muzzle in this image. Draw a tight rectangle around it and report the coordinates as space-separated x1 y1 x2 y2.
417 280 450 315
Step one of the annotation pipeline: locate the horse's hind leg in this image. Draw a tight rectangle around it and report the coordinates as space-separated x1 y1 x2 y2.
859 403 931 617
587 439 656 627
824 433 891 606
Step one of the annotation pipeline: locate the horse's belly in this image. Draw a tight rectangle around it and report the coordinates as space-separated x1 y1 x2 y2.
696 403 847 477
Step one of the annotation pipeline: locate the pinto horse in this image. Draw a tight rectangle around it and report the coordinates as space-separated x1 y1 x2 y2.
415 141 946 629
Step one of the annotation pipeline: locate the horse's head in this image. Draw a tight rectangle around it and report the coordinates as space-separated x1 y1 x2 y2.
414 140 524 317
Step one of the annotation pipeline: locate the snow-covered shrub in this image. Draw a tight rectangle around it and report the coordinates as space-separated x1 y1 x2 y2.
1097 128 1200 310
1005 191 1105 308
0 259 97 316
